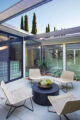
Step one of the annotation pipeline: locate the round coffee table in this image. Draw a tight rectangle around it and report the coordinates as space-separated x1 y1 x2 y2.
32 83 59 106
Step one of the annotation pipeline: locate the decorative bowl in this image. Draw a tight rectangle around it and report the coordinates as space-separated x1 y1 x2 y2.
39 79 53 89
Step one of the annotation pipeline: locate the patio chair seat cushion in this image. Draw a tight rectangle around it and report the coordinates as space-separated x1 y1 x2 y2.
48 93 76 115
11 87 33 105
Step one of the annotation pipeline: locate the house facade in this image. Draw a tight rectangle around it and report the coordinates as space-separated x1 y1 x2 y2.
0 0 80 82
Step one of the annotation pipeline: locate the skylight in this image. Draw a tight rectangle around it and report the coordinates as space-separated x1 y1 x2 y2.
0 0 20 13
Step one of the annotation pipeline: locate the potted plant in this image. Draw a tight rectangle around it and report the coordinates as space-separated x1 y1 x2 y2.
38 59 48 74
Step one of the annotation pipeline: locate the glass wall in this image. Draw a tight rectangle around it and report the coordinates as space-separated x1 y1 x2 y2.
10 42 22 80
67 43 80 80
25 45 41 76
0 45 9 82
0 33 23 82
43 45 63 77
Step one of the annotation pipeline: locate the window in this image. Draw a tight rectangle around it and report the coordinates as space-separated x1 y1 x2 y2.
10 42 22 80
0 45 9 82
25 45 41 77
67 43 80 79
43 45 63 77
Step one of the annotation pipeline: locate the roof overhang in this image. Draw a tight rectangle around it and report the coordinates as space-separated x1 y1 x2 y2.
0 0 52 23
34 26 80 39
35 33 80 46
0 23 30 37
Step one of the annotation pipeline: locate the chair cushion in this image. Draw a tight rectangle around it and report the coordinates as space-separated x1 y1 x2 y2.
1 81 13 104
48 93 76 115
11 87 33 105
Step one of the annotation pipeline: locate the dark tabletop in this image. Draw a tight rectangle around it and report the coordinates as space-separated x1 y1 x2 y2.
32 83 59 95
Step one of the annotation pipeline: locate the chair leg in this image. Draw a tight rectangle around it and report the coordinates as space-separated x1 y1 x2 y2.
6 106 16 119
64 114 70 120
6 98 34 119
66 83 68 92
48 101 56 113
60 116 61 120
71 83 73 88
61 83 69 93
61 82 73 93
31 80 33 87
48 106 56 113
48 104 61 120
24 98 34 111
30 98 34 111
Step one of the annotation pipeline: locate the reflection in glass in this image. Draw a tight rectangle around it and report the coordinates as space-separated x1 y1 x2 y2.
10 42 22 80
0 45 9 82
25 45 41 76
67 44 80 80
43 45 63 77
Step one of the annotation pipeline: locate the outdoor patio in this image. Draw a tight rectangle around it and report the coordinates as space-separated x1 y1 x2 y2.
0 0 80 120
0 76 80 120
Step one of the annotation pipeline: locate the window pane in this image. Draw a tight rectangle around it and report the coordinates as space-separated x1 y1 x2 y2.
67 43 80 80
25 45 41 76
0 45 9 82
43 45 63 77
10 42 22 80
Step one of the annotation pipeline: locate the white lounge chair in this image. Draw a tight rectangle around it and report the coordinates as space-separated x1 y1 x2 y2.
29 68 42 83
1 81 34 119
48 93 80 120
55 71 74 90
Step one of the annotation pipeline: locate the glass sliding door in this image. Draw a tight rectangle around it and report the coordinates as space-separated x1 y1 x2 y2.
0 45 9 82
25 46 41 76
10 42 22 80
43 45 63 77
67 43 80 79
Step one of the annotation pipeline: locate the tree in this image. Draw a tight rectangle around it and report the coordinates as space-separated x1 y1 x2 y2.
54 27 56 31
46 27 48 33
20 16 24 30
31 13 37 34
46 24 50 33
24 15 29 32
48 24 50 32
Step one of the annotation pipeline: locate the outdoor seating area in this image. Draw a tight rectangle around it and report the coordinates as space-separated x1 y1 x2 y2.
0 76 80 120
0 0 80 120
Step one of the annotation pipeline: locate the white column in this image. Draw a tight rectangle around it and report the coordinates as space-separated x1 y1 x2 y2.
41 46 43 59
38 46 41 60
73 49 76 64
56 49 58 67
63 44 66 71
23 40 26 78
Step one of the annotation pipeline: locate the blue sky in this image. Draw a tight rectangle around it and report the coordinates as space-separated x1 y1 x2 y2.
1 0 80 34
